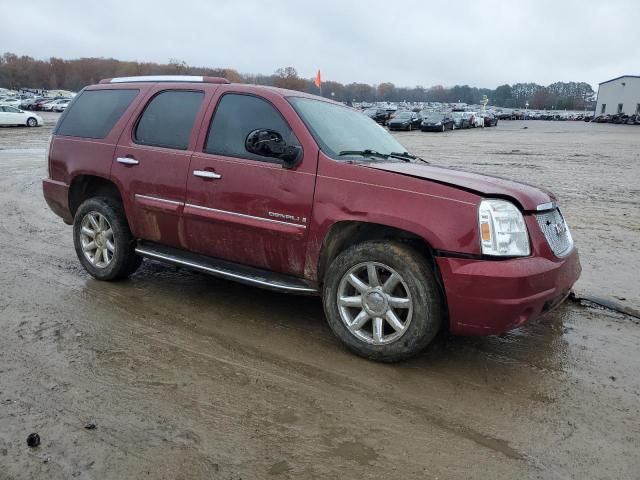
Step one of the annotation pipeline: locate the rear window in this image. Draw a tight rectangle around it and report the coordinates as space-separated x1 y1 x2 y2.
134 90 204 150
56 89 139 139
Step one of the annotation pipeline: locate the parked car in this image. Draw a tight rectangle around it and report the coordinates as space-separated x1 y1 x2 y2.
52 99 71 112
0 96 21 108
43 75 581 362
483 113 498 127
421 112 454 131
0 105 43 126
363 108 390 125
387 111 421 131
20 97 43 110
34 98 55 111
43 98 71 111
462 112 476 127
471 112 484 128
451 111 470 129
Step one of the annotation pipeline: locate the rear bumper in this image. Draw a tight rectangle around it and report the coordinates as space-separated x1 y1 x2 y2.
436 249 581 335
42 179 72 224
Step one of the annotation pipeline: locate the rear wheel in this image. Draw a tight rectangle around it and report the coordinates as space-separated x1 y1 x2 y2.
26 117 37 127
73 197 142 281
323 241 443 362
441 124 445 132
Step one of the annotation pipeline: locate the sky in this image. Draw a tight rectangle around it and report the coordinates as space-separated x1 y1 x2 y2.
2 0 638 90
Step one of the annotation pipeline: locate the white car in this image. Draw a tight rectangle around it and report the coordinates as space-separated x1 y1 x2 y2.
469 112 484 128
43 99 66 111
0 105 43 127
53 99 71 112
0 96 21 108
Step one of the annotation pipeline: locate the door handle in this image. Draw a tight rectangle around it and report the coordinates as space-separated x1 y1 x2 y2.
117 157 139 166
193 170 222 179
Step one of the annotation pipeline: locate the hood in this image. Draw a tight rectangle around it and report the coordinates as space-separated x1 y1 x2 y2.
364 162 555 211
389 118 410 124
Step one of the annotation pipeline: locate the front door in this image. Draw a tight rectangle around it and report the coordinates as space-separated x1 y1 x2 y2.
184 90 318 276
112 88 209 248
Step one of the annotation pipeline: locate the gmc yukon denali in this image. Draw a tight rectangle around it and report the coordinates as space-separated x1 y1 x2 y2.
42 75 581 361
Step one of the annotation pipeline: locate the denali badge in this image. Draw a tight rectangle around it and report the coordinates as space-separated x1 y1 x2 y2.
268 211 306 223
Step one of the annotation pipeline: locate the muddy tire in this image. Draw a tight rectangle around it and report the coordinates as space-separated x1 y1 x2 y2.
73 197 142 281
323 240 443 362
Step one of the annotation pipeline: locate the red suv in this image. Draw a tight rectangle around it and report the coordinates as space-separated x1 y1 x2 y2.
43 75 581 361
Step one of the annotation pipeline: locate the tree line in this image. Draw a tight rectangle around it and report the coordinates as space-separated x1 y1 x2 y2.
0 53 594 110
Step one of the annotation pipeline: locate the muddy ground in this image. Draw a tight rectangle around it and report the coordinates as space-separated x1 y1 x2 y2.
0 114 638 479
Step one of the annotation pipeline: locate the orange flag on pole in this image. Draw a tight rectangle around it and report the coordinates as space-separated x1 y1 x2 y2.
314 70 321 88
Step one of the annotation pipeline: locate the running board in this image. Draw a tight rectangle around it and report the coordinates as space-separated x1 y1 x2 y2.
135 241 318 295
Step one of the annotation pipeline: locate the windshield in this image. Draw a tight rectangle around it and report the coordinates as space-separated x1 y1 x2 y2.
363 108 377 115
394 112 412 119
289 97 408 159
424 113 445 121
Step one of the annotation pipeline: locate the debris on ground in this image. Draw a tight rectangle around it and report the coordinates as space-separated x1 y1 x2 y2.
84 422 97 430
26 433 40 448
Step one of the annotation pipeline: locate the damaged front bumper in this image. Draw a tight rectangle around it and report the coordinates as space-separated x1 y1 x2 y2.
436 248 582 335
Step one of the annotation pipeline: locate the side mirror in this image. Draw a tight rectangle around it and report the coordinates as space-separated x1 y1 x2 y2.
245 129 302 169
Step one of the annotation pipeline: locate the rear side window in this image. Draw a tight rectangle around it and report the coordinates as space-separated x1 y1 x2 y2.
205 93 299 162
56 89 138 139
134 90 204 150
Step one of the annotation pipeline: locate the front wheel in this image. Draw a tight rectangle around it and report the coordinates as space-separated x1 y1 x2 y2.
73 197 142 281
26 117 38 127
323 241 443 362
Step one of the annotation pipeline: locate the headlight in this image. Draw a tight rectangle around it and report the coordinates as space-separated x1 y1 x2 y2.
435 122 442 126
478 199 530 256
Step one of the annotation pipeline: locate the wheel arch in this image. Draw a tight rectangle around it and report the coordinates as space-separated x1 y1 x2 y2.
68 174 124 217
316 220 441 288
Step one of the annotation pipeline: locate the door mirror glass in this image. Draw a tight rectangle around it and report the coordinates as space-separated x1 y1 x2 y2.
245 129 302 169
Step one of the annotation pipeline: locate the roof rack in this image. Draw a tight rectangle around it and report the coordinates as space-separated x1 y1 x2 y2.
98 75 230 84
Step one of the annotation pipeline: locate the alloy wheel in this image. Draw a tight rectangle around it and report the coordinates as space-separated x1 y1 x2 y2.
337 262 413 345
79 211 115 268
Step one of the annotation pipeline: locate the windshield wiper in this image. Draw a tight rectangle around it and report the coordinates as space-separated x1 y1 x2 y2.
339 149 389 159
389 151 429 164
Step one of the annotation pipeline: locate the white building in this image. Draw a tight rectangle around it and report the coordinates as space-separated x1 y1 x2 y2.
595 75 640 116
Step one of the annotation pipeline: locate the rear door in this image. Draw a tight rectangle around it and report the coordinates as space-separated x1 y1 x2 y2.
112 86 211 248
184 89 318 275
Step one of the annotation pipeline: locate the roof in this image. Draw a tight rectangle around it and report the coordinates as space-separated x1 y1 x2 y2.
599 75 640 85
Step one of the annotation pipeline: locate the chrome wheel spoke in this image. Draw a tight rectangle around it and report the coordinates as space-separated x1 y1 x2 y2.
382 273 400 293
347 274 369 293
339 295 363 308
106 240 115 252
88 214 100 230
385 310 404 332
351 310 370 329
104 228 113 240
388 296 410 308
83 241 96 252
81 226 96 238
372 317 384 343
93 247 102 264
367 264 380 287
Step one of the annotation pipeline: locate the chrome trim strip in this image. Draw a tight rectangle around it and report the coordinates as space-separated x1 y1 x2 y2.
134 194 183 206
536 201 557 211
111 75 204 83
185 203 307 229
135 247 317 293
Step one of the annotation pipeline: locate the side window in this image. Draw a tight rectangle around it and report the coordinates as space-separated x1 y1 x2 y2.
204 93 299 162
135 90 204 150
56 89 139 139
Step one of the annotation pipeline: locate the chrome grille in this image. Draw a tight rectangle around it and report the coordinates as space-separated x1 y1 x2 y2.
535 208 574 257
